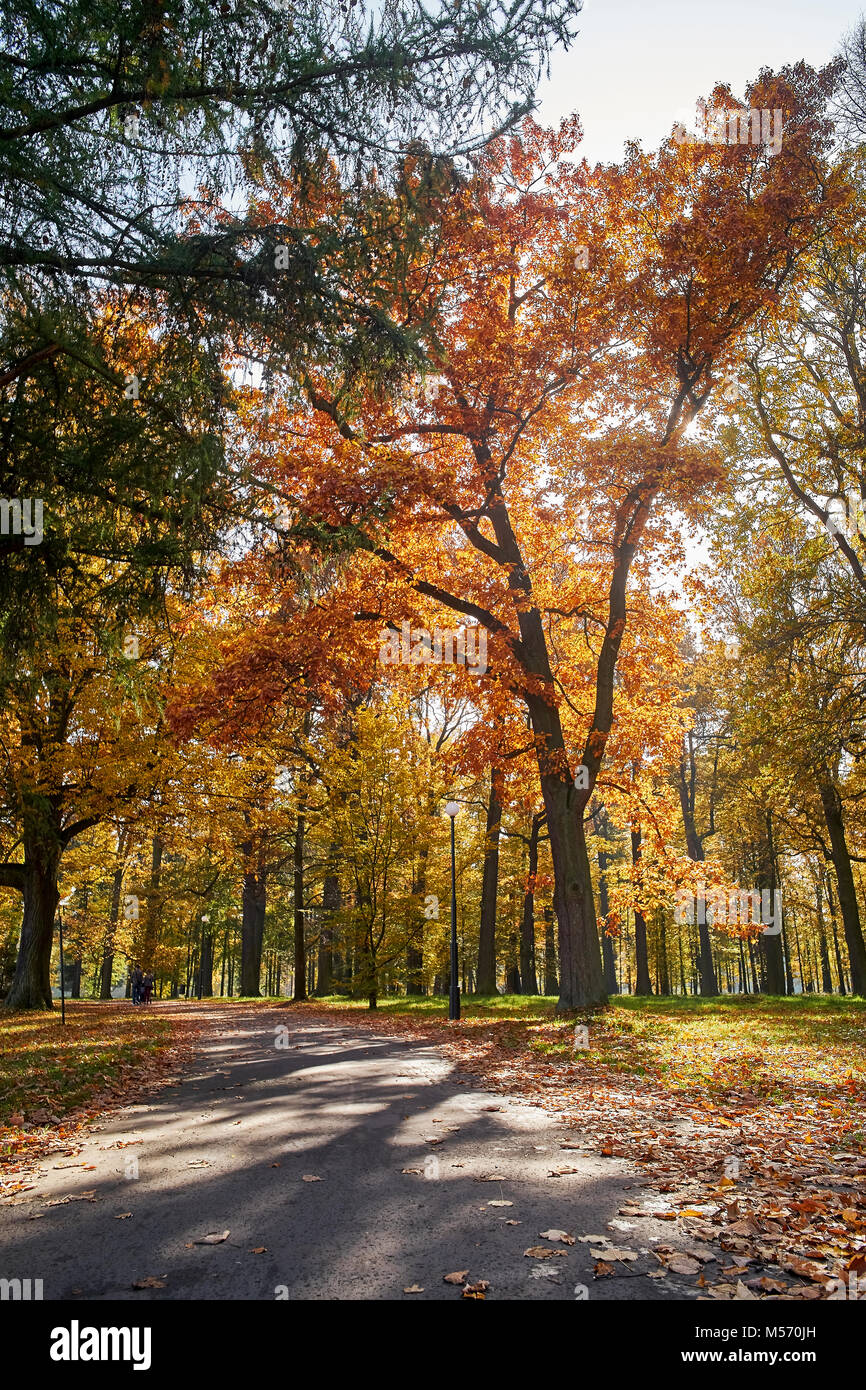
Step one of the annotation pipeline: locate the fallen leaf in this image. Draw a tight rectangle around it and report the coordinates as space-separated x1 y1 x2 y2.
132 1277 165 1289
403 1284 424 1294
524 1246 566 1259
462 1281 489 1298
443 1270 469 1284
194 1230 230 1245
592 1246 639 1262
540 1229 574 1244
594 1260 615 1277
667 1255 701 1276
248 1247 267 1254
488 1200 513 1208
748 1276 788 1293
114 1212 133 1220
301 1175 322 1183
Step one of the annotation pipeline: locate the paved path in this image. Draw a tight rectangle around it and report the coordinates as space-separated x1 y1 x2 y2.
0 1007 701 1300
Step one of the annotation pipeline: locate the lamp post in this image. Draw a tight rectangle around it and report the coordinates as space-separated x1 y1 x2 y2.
444 802 460 1021
58 890 75 1026
199 914 210 1000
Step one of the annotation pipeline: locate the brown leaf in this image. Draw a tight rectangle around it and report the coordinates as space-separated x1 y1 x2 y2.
443 1270 469 1284
132 1276 165 1289
403 1284 424 1294
248 1247 267 1254
783 1257 826 1281
667 1254 701 1276
114 1212 133 1220
301 1174 322 1182
194 1230 230 1244
462 1281 489 1298
594 1260 615 1277
748 1276 788 1293
540 1228 574 1244
524 1246 566 1259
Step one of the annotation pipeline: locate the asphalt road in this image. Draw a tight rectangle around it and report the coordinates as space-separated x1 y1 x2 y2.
0 1006 704 1300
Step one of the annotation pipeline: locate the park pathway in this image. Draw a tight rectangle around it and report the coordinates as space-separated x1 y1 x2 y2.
0 1005 700 1300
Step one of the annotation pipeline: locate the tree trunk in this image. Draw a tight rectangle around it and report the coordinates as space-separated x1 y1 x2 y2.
476 766 503 994
141 835 164 970
100 858 125 1000
657 910 670 996
200 930 214 997
539 774 605 1009
520 812 542 995
631 828 653 996
316 867 340 995
240 848 267 996
758 817 785 995
819 779 866 995
597 836 619 995
542 907 558 995
407 833 430 995
293 810 307 1001
3 832 61 1010
827 874 847 994
677 748 718 995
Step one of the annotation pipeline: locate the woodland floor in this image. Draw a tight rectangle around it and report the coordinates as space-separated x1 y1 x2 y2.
0 995 864 1300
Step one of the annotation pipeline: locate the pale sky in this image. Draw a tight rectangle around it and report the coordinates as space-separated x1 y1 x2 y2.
536 0 862 164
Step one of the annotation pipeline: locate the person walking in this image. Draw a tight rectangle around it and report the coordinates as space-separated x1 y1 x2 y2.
142 971 153 1005
131 963 143 1005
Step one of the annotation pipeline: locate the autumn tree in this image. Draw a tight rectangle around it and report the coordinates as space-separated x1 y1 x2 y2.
244 70 838 1010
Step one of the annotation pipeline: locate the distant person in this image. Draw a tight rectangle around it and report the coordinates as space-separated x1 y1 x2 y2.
131 963 143 1005
142 972 153 1005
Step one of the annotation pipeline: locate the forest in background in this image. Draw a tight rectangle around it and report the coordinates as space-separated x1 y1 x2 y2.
3 1 866 1015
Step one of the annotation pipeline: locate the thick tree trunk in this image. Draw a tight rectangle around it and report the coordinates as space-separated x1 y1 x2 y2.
3 834 61 1010
485 493 608 1011
540 774 605 1009
519 812 542 995
293 810 307 1001
476 767 503 994
597 838 619 995
240 848 267 996
630 828 653 996
819 780 866 996
200 930 214 997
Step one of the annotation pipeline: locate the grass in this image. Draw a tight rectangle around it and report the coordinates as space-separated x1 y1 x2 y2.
275 991 866 1107
0 1002 173 1135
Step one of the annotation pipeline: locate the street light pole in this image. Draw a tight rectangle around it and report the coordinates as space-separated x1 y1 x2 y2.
57 890 75 1026
58 907 65 1026
444 802 460 1021
199 914 210 1000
